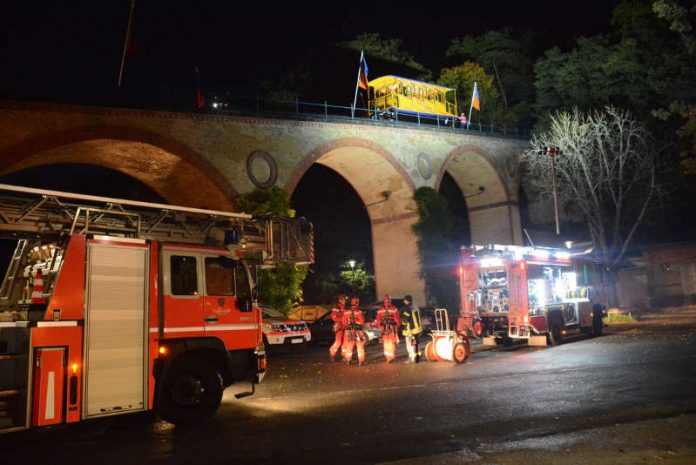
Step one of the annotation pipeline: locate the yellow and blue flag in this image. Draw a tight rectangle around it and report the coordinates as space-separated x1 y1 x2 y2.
471 82 480 111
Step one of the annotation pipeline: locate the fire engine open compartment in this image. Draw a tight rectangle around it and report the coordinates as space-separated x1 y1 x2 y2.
457 244 606 347
0 323 31 432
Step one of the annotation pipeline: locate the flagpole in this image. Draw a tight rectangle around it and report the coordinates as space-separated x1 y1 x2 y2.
467 81 477 129
117 0 136 87
352 50 364 116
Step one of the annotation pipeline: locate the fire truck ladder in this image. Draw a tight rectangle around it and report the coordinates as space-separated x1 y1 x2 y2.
0 183 314 267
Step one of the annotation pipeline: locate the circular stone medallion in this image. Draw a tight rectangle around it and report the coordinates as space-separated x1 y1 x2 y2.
247 150 278 188
417 153 433 180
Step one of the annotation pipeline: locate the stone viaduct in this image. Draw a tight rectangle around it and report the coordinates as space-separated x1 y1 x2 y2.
0 101 529 305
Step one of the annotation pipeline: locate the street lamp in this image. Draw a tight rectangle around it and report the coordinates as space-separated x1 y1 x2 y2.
543 146 562 235
347 260 357 295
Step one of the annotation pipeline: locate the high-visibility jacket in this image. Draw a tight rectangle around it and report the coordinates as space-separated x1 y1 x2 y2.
342 307 365 330
377 306 400 334
401 304 422 337
331 305 345 331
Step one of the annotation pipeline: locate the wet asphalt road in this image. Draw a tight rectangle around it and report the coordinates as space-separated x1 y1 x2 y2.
2 320 695 465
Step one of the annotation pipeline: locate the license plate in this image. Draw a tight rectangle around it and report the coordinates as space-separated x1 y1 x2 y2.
291 338 304 344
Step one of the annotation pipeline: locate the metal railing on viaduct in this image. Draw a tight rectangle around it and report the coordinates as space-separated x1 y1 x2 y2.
203 92 532 139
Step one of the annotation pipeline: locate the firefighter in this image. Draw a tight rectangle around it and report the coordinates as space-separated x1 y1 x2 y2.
329 294 347 361
400 294 422 363
341 297 367 365
377 294 400 363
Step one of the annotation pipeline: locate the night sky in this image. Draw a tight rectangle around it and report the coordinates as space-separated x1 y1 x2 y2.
1 0 622 105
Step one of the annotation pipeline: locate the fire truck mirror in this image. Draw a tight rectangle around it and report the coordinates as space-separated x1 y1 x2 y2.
240 297 253 313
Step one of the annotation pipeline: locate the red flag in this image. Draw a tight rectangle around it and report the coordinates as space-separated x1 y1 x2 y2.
196 88 204 109
195 66 204 109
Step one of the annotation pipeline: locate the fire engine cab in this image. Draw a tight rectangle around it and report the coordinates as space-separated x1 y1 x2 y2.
0 183 313 432
456 244 605 346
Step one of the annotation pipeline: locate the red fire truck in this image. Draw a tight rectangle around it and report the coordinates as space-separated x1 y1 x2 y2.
0 183 313 432
456 244 605 346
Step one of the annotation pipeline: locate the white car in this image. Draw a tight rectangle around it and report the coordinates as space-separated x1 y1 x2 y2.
260 305 311 348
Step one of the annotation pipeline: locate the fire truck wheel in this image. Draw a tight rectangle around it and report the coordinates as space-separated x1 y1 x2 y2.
452 342 468 364
424 341 437 362
156 355 223 424
592 304 604 336
472 319 483 338
548 324 562 346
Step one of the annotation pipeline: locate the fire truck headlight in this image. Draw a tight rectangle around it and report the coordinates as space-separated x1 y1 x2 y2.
71 363 79 374
158 346 168 356
523 315 529 324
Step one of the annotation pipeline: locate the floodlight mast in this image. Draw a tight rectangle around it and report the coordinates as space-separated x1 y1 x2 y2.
543 146 562 235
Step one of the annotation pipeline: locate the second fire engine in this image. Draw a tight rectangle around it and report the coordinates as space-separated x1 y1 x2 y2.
456 244 605 346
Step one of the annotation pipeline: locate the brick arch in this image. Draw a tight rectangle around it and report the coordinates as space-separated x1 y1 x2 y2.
0 125 237 210
286 136 425 305
438 144 520 245
285 136 416 198
436 144 511 205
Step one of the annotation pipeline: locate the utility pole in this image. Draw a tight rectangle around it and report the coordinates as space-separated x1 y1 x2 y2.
544 146 562 235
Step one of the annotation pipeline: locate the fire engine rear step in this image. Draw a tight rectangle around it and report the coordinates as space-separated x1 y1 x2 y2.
234 380 255 399
528 335 548 346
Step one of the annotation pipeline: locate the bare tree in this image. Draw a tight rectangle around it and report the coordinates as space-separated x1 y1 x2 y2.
522 107 657 273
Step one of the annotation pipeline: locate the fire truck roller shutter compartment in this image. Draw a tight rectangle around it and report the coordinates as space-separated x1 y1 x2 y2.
84 240 148 418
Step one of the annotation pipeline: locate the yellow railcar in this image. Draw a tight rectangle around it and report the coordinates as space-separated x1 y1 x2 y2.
368 75 458 119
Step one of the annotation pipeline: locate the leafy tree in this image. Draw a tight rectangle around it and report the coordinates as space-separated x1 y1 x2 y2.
338 262 375 302
653 0 695 52
521 107 659 303
437 62 505 124
339 32 432 81
411 187 459 310
260 67 313 101
534 0 696 125
534 36 647 118
235 186 295 217
446 29 535 124
235 187 306 314
651 0 696 174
